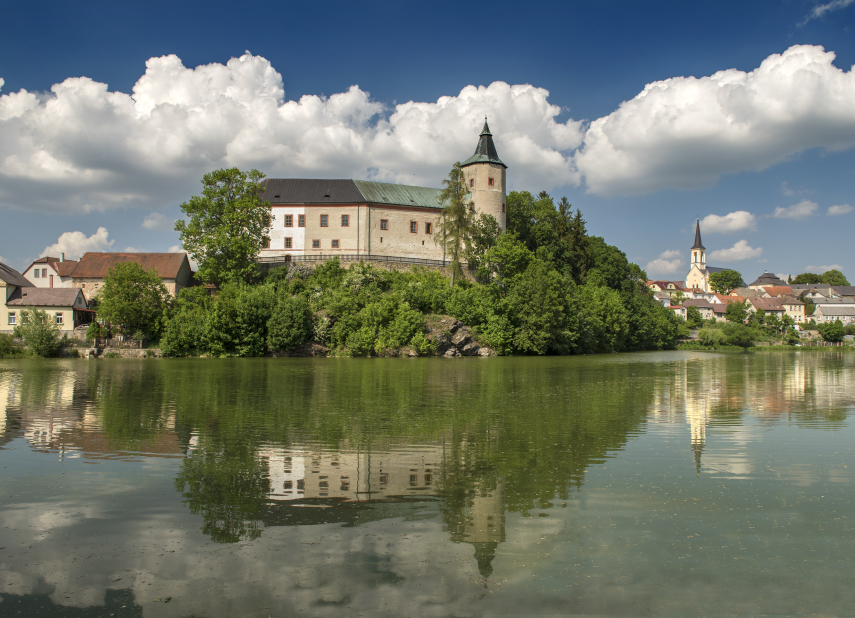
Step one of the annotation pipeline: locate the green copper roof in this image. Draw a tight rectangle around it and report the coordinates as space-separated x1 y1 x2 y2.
353 180 444 209
460 119 506 168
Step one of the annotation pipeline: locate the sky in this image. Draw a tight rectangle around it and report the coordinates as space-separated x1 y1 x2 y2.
2 0 854 282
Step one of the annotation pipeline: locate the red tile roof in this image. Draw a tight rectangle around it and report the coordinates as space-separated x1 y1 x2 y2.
71 253 188 279
762 285 793 297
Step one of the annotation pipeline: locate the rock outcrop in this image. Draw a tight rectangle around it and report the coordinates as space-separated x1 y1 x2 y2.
429 318 496 357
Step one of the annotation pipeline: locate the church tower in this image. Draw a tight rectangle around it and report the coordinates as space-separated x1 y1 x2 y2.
460 119 508 231
691 217 705 269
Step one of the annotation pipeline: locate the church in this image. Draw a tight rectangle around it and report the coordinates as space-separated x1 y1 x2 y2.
684 218 733 293
258 121 507 263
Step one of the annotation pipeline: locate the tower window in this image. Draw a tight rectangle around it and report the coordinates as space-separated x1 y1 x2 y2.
410 221 417 233
469 178 474 188
488 177 494 186
502 203 505 213
469 202 475 212
380 219 388 230
425 222 432 234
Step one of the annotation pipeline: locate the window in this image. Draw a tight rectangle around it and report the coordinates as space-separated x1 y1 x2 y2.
42 268 47 277
469 178 474 188
380 219 388 231
285 237 292 249
262 214 271 227
340 481 350 491
320 214 328 227
379 474 388 485
34 269 40 278
7 312 15 326
425 222 432 234
502 203 506 213
312 239 320 248
296 479 304 491
341 214 349 227
410 221 417 233
284 214 293 227
469 202 475 212
331 239 340 248
488 177 494 186
298 214 306 227
409 473 418 487
55 313 63 325
261 236 270 249
283 481 292 490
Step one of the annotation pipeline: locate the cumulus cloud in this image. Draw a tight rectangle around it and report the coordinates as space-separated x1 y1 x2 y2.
827 204 853 216
708 240 763 262
645 249 684 277
773 199 819 220
805 263 845 272
39 227 113 260
801 0 855 24
142 212 176 230
700 211 756 233
574 45 855 196
0 53 582 214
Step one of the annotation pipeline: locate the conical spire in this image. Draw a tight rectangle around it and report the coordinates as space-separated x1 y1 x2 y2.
692 217 705 250
460 117 507 168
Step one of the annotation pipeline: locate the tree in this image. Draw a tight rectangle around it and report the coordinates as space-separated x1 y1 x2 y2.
176 168 270 285
685 305 703 329
97 261 169 337
435 162 475 287
708 269 743 294
13 309 62 357
818 319 846 342
724 300 748 324
791 273 822 285
821 269 850 286
723 323 754 347
466 213 501 274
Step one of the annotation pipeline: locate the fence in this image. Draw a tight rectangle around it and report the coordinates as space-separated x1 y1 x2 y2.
257 254 453 268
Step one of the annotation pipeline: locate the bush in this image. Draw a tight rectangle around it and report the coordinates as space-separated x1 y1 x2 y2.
818 320 845 343
723 323 754 348
13 309 62 357
267 294 313 351
699 328 727 347
0 333 23 358
66 348 80 358
86 322 102 339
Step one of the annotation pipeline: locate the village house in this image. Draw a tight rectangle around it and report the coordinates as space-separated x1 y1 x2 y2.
748 271 788 290
70 252 193 300
747 298 786 321
682 299 718 321
1 262 91 334
22 255 77 289
813 306 855 325
258 121 507 262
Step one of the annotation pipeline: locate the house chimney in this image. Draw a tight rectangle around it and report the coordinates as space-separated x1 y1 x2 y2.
61 253 65 262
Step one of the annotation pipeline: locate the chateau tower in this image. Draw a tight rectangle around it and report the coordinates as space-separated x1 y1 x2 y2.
460 119 508 231
691 217 705 269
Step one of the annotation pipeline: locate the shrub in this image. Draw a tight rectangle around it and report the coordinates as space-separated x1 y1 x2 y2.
723 323 754 348
66 348 80 358
13 309 62 357
698 328 727 347
267 294 313 351
86 322 102 340
818 320 845 343
0 333 23 358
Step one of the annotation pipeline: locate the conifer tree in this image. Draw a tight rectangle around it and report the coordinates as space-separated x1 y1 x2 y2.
436 162 474 287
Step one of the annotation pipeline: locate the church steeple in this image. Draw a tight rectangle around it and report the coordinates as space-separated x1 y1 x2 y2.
692 217 705 250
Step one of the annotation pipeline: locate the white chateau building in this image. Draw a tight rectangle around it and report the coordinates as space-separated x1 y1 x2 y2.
258 120 507 263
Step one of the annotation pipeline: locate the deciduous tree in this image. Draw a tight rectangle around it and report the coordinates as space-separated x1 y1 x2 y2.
821 269 850 286
724 300 748 324
97 261 169 337
13 309 62 357
708 269 743 294
176 168 270 285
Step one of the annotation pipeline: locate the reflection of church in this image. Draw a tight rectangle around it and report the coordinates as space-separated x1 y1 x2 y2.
260 446 506 578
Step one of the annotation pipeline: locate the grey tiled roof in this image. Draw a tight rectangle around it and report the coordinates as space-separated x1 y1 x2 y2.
0 262 33 288
6 287 84 307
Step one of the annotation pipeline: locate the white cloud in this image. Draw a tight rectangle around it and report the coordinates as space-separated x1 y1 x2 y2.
708 240 763 262
645 250 685 277
39 227 113 260
801 0 855 24
0 53 582 214
775 273 789 282
781 182 795 196
574 45 855 196
805 263 845 272
700 211 756 233
142 212 176 230
827 204 853 216
772 199 818 220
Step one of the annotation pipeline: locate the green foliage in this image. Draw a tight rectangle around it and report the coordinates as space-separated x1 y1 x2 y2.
85 322 102 339
821 269 850 286
0 333 23 358
699 328 727 346
723 323 754 347
725 300 749 324
708 269 743 294
267 294 313 351
13 309 62 357
508 259 576 355
466 213 501 274
579 284 629 352
685 305 703 329
791 273 822 284
175 168 270 285
436 162 475 287
97 261 169 337
818 320 846 342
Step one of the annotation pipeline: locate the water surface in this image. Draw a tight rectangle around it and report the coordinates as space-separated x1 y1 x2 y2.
1 351 854 617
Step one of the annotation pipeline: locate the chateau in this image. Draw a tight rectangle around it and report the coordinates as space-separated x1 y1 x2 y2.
258 120 507 262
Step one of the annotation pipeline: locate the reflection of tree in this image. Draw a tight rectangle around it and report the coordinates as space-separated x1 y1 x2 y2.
174 433 270 543
95 362 172 447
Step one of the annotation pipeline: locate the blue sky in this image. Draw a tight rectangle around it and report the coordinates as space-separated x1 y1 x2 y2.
2 0 854 281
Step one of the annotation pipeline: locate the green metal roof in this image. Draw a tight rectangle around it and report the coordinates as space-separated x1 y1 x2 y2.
353 180 444 209
460 119 506 168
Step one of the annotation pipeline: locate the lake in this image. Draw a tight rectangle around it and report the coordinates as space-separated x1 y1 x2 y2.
1 351 854 617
